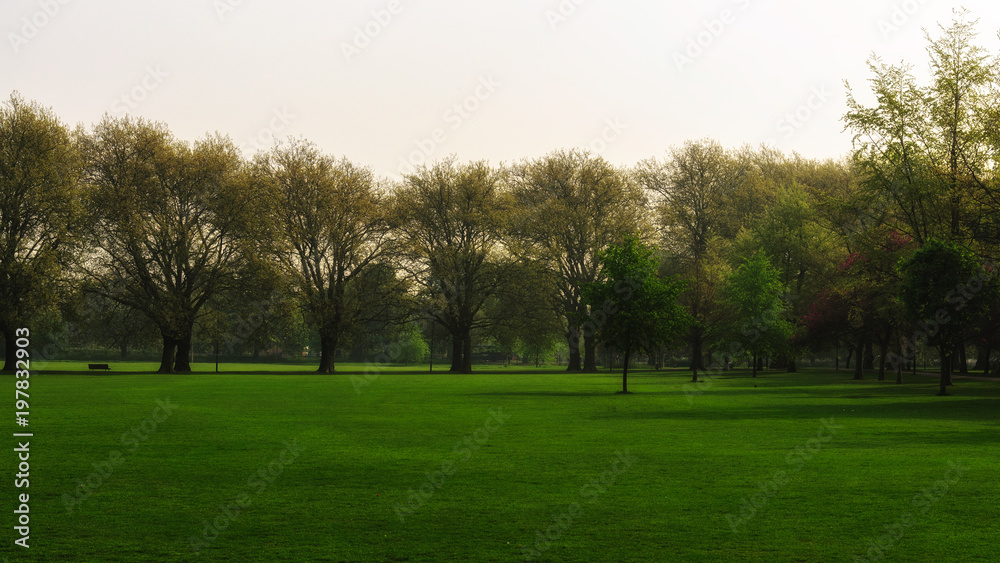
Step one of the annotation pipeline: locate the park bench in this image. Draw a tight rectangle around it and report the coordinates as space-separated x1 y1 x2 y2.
88 363 111 372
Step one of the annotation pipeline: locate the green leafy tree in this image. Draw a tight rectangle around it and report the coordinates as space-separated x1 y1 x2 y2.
898 238 996 395
844 57 948 245
0 93 80 371
259 140 404 373
511 150 646 373
638 141 785 375
78 116 258 373
923 9 997 239
582 236 689 393
393 158 516 374
844 10 998 245
723 251 795 378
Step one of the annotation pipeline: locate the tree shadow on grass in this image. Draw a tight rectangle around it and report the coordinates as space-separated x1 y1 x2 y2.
594 395 1000 423
466 391 618 397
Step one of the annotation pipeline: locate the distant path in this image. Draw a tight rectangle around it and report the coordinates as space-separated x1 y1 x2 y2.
832 368 1000 382
909 370 999 383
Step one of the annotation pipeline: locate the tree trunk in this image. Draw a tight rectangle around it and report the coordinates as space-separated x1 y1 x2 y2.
174 334 193 372
852 333 865 380
317 332 337 374
957 343 967 374
845 345 853 370
690 328 705 372
974 343 991 374
1 332 15 373
583 331 598 373
119 342 129 359
941 349 954 387
938 349 952 396
158 335 177 374
877 340 888 382
450 333 463 373
566 328 581 372
621 348 630 393
751 352 757 378
863 340 875 370
462 331 473 374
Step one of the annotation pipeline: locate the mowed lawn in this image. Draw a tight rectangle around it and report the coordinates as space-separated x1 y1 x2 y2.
1 362 998 562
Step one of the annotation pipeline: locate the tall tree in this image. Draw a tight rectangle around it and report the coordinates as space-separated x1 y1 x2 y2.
259 140 402 373
78 116 255 373
845 57 948 245
511 150 646 373
582 236 689 393
923 9 997 239
0 93 80 371
844 11 998 246
637 139 748 376
394 158 514 374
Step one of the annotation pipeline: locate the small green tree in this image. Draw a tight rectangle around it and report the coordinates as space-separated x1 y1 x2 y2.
723 251 795 378
582 236 689 393
898 238 996 395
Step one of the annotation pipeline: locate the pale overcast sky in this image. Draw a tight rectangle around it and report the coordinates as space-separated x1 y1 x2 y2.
3 1 999 179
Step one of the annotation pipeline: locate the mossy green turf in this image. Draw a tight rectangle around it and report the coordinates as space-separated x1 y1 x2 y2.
2 363 997 562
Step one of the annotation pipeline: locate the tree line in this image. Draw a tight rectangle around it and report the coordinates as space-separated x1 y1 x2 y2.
3 12 999 392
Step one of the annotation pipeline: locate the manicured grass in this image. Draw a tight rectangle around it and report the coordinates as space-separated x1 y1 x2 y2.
1 365 997 561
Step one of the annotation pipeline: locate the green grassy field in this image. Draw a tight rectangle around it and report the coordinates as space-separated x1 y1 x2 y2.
1 362 997 562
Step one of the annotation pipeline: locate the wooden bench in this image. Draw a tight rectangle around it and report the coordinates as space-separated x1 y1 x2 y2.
88 363 110 371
